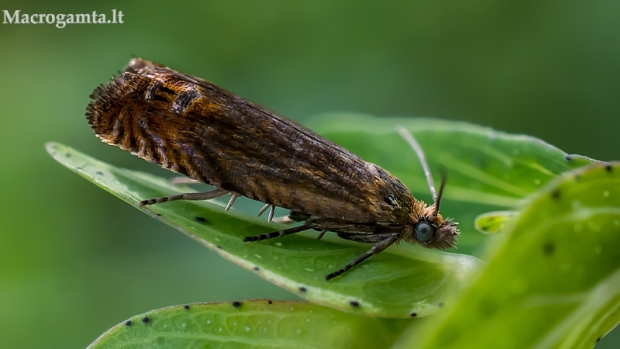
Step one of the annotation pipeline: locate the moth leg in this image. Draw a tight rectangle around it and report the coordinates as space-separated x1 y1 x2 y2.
316 229 327 240
257 203 270 216
243 224 311 242
325 234 400 281
257 204 277 222
267 205 275 223
140 188 228 207
225 194 238 211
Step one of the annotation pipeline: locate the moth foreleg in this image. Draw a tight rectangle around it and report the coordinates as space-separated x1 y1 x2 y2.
243 224 311 242
325 234 400 281
140 188 228 207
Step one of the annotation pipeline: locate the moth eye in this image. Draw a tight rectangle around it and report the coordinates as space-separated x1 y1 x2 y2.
414 221 435 242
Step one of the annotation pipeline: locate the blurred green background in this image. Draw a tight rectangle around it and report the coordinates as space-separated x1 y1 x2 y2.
1 1 618 348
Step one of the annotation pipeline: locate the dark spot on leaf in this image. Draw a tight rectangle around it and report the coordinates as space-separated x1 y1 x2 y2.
551 189 561 200
543 242 555 256
596 337 601 342
232 301 242 308
299 287 307 292
438 302 444 308
96 171 103 176
125 320 132 326
142 317 150 324
253 266 259 272
565 154 572 161
479 225 490 232
605 164 612 172
76 167 82 170
575 174 581 181
350 301 360 308
195 216 207 222
184 305 190 310
155 213 162 217
410 312 417 317
268 300 272 304
65 153 71 158
216 245 222 249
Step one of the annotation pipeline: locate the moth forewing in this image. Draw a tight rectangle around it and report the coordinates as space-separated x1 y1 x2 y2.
87 58 459 281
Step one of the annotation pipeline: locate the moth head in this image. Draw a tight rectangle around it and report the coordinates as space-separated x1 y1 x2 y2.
410 211 459 249
396 125 459 249
415 171 459 248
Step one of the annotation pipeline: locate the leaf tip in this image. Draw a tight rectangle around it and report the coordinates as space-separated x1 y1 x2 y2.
44 142 60 156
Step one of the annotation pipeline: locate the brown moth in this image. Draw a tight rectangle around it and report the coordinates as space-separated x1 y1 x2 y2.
87 58 459 280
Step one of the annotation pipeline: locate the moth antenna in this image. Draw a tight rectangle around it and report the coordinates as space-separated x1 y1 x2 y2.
396 126 437 202
433 169 448 218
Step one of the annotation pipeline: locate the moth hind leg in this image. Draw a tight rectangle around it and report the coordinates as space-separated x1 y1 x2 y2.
140 188 228 207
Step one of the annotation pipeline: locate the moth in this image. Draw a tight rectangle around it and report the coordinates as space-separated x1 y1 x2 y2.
87 58 459 280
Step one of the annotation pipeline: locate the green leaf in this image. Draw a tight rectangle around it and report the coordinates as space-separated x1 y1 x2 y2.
47 115 598 319
87 301 412 349
394 162 620 349
306 113 596 254
46 142 480 318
